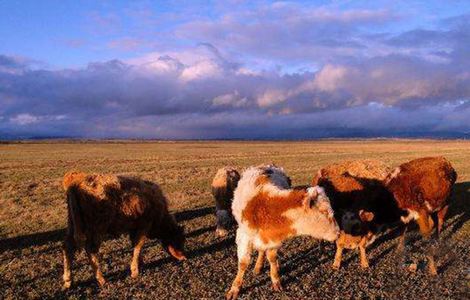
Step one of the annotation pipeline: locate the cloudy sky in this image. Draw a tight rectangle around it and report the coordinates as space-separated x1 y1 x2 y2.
1 0 469 139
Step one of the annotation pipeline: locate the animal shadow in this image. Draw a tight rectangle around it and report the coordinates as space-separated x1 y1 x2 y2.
174 206 214 222
0 228 65 252
445 181 470 234
0 206 214 252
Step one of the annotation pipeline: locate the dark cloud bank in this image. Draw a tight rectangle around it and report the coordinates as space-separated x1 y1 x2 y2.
1 9 469 139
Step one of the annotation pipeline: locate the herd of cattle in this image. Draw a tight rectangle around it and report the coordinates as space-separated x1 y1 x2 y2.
61 156 457 299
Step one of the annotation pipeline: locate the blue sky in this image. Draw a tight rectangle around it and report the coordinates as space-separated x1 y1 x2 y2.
0 0 469 139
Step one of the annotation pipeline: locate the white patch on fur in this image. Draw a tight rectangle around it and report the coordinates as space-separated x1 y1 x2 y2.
235 228 253 260
232 165 340 251
424 200 435 212
232 165 290 225
390 167 401 179
284 187 339 242
232 167 264 224
401 209 420 223
366 235 377 246
385 166 401 185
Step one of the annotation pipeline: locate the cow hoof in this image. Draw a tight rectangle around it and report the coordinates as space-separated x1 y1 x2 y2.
361 264 369 269
272 281 283 292
97 277 106 287
332 264 340 270
216 228 229 237
428 267 438 276
131 271 139 278
226 287 239 300
253 267 262 276
62 281 72 290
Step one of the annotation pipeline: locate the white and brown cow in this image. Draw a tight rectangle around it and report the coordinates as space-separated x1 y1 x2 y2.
226 165 339 299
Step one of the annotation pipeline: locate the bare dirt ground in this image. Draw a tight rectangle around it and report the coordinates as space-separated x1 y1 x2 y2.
0 140 469 299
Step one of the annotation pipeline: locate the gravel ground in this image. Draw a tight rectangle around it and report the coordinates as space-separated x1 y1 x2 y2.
1 206 469 299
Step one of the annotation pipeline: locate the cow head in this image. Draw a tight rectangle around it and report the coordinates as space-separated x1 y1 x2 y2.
150 215 187 261
299 186 340 242
162 224 186 261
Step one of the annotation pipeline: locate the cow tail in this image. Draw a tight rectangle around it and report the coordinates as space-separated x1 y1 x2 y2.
66 186 86 246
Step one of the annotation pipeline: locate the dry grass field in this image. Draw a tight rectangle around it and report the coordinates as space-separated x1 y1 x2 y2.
0 140 469 299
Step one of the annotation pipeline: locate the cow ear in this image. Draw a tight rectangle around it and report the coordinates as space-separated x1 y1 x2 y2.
359 210 374 222
303 187 319 210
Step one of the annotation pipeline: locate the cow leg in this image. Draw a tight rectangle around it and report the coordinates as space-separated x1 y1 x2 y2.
226 230 252 300
416 210 438 275
396 223 408 253
62 235 76 289
332 240 344 269
416 210 434 238
359 240 369 269
436 205 449 239
85 240 105 287
266 249 282 291
253 250 265 275
216 209 231 237
130 234 147 278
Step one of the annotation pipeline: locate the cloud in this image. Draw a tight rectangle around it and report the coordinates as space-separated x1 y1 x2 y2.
1 6 470 139
10 113 39 125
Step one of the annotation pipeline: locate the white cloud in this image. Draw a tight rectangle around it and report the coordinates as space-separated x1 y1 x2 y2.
179 59 223 82
212 91 248 107
10 114 39 125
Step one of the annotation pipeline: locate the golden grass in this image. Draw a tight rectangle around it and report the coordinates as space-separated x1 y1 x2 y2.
1 139 469 238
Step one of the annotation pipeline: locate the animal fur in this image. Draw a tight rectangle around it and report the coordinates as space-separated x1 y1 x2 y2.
226 165 339 300
385 157 457 275
211 167 240 236
312 160 402 270
61 171 186 289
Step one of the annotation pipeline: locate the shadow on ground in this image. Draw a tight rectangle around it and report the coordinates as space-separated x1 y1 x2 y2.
0 206 214 253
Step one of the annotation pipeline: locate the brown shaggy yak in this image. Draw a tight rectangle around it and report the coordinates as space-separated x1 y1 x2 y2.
62 171 186 289
385 156 457 274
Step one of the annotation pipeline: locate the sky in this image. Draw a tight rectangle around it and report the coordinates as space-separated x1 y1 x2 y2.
0 0 469 139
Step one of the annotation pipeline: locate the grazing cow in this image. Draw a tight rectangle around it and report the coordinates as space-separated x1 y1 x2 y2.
312 160 402 269
226 165 339 299
62 171 186 289
211 167 240 237
385 157 457 275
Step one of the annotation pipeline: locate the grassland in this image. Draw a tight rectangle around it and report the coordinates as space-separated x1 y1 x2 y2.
0 140 469 299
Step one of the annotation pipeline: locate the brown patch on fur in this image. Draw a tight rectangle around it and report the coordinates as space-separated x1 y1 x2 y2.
63 171 87 190
121 194 147 217
212 172 228 188
255 175 271 186
386 156 457 212
312 159 391 186
242 189 307 243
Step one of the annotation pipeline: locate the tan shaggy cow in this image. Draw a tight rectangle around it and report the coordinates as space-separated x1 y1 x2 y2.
62 171 186 289
226 165 339 299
